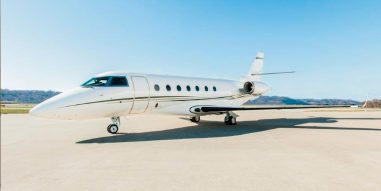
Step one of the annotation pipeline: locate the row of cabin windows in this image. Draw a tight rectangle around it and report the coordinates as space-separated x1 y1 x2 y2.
154 84 217 92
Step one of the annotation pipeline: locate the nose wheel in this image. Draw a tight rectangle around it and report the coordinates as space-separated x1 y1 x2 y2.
107 116 120 134
107 124 119 134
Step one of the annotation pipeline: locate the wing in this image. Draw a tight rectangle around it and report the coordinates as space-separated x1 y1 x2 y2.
199 105 352 112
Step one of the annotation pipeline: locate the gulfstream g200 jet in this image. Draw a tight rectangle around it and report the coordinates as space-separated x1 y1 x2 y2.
30 52 347 134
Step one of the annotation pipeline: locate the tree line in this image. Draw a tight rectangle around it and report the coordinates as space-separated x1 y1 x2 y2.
1 89 61 104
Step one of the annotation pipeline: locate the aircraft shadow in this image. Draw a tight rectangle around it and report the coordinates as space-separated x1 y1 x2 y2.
77 117 381 144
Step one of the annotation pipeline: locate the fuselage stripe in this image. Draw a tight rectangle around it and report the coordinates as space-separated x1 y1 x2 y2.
62 95 247 108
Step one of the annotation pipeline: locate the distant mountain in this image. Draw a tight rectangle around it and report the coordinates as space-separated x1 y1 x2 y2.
247 96 308 105
1 89 363 105
247 96 361 105
298 98 362 105
1 89 61 104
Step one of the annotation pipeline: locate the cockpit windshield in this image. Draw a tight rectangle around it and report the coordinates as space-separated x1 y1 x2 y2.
82 77 109 87
81 76 128 87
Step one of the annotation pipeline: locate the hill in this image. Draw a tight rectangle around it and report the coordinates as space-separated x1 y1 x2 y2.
1 89 61 104
247 96 361 105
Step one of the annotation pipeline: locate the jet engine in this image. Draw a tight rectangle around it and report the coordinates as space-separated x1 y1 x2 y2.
242 81 255 94
241 81 270 95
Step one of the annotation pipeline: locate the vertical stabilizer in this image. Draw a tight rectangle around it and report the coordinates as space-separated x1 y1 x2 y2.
248 52 264 81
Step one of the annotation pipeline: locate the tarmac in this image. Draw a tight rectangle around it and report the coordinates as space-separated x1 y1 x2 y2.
1 110 381 191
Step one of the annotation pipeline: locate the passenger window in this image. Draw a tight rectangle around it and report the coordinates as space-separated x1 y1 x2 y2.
186 85 191 91
205 86 208 91
213 86 217 91
166 85 171 91
154 84 160 91
195 86 200 91
177 85 182 91
110 77 128 86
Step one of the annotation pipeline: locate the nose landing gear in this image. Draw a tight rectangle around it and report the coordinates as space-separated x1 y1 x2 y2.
107 116 120 134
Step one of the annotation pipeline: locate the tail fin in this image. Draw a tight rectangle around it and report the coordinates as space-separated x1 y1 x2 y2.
244 52 295 82
247 52 264 81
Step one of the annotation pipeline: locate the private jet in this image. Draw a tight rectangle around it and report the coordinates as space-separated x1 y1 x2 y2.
30 52 347 134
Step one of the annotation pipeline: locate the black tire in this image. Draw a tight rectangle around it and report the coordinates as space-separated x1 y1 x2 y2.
190 116 200 123
224 116 232 125
107 124 118 134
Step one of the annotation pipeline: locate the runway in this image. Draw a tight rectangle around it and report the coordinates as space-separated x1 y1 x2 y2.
1 110 381 190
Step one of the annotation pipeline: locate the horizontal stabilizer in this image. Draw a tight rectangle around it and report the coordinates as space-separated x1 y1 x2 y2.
251 71 296 76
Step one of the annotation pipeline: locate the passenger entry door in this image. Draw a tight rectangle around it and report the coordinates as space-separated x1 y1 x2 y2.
130 76 150 114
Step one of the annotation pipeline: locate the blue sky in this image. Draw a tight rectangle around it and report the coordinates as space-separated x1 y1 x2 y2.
2 0 381 100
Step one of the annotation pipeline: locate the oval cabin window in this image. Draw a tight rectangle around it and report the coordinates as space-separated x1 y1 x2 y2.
205 86 208 91
186 85 191 91
213 86 217 91
154 84 160 91
177 85 182 91
166 85 171 91
195 86 200 91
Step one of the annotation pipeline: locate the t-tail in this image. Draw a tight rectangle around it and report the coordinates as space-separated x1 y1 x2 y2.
245 51 295 82
247 52 265 81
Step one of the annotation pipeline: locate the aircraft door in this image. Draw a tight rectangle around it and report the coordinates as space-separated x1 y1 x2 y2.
130 76 150 114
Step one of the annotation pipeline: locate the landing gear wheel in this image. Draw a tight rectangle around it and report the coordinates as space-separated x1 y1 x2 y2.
107 116 120 134
107 124 119 134
224 116 231 125
231 117 237 125
190 116 200 123
224 116 237 125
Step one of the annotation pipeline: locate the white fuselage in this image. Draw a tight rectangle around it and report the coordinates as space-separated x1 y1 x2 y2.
30 72 270 120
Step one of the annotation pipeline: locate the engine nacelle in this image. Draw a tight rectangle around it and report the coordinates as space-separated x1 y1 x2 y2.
242 81 255 94
241 81 270 95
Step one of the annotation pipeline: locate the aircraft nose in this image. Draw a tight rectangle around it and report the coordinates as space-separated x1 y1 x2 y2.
29 87 93 119
29 102 55 118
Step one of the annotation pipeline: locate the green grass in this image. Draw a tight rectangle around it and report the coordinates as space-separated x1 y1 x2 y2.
1 104 34 114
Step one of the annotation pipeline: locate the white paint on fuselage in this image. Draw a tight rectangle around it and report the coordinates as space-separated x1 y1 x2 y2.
30 72 267 120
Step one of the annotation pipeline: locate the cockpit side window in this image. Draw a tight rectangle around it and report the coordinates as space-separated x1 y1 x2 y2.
82 77 110 87
109 77 128 86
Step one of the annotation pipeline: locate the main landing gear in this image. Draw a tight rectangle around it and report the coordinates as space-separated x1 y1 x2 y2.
224 112 237 125
189 112 238 125
107 116 120 134
190 116 200 123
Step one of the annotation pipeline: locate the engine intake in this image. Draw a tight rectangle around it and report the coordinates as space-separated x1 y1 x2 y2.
241 81 270 95
242 81 255 94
